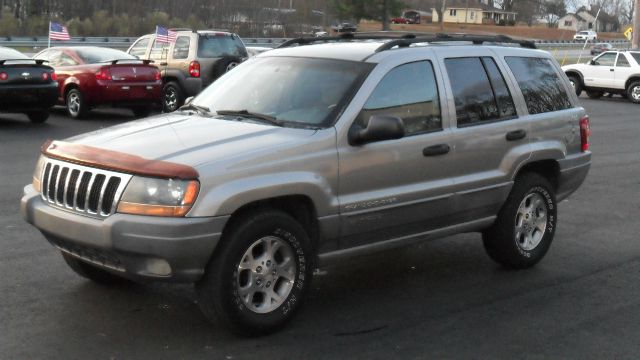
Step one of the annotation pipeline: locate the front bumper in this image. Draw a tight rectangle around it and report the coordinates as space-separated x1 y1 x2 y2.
557 151 591 201
21 185 229 283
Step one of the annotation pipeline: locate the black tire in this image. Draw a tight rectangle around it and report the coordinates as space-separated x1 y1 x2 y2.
163 81 183 112
61 252 126 285
26 111 49 123
196 209 314 336
626 81 640 104
567 75 582 97
131 106 152 118
482 172 557 269
65 88 89 119
586 90 604 99
213 56 241 80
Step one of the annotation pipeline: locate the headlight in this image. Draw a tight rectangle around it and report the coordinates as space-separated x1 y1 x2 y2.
32 155 46 193
117 177 199 217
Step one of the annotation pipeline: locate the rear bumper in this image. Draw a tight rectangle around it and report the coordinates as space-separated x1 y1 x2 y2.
0 82 58 112
21 185 229 283
557 151 591 201
90 81 162 107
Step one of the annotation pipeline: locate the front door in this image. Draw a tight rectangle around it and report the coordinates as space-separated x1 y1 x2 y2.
584 52 617 88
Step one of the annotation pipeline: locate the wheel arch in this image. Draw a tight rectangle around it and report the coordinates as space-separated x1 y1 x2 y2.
624 75 640 90
565 70 584 85
514 159 560 191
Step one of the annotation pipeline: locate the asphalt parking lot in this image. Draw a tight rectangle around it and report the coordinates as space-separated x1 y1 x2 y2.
1 97 639 359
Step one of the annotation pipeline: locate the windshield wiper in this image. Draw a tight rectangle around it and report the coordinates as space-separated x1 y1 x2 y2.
179 103 213 116
215 109 283 127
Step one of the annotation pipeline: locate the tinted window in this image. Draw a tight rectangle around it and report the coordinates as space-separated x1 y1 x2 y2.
172 36 190 59
197 34 247 58
505 57 572 115
357 61 441 135
616 54 630 67
129 38 150 57
446 57 500 125
76 48 135 64
631 52 640 65
481 57 517 119
593 52 616 66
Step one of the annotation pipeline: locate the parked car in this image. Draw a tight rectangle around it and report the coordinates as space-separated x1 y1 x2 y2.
22 34 591 335
314 31 329 37
573 30 597 41
127 29 248 112
563 50 640 103
390 17 408 24
34 47 162 119
0 46 58 123
333 23 357 33
590 42 613 55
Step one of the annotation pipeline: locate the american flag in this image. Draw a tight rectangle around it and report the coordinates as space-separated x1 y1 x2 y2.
156 26 178 43
49 22 70 41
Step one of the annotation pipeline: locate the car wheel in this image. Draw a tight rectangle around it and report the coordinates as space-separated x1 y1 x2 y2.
482 172 557 269
626 81 640 104
131 106 152 118
567 75 582 97
26 111 49 123
214 56 242 80
66 88 88 119
163 81 183 113
61 252 127 285
586 90 604 99
196 209 314 336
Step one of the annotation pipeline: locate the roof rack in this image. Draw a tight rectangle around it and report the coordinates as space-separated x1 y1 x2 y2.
276 32 536 51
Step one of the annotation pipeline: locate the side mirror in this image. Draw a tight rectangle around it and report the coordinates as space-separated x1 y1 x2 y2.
184 96 194 106
348 115 405 146
589 59 596 65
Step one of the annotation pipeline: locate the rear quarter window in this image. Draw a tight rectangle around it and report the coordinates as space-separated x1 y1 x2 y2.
505 57 572 115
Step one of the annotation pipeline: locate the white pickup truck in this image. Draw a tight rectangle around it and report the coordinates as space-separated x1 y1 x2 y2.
563 51 640 103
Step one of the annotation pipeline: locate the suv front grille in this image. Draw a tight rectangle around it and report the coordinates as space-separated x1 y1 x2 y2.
40 158 132 218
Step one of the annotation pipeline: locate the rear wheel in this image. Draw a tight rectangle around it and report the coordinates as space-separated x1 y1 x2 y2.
26 111 49 123
586 90 604 99
626 81 640 104
61 252 126 285
162 81 183 112
66 88 88 119
196 209 313 336
482 173 557 269
567 75 582 97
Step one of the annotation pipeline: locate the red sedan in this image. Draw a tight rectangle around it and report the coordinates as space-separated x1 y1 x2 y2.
34 47 162 119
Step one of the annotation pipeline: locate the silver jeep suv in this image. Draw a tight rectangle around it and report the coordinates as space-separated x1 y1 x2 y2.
22 34 591 335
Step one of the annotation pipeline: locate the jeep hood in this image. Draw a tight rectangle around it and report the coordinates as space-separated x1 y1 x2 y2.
65 113 318 168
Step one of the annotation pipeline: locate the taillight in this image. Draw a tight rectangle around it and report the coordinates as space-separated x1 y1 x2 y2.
51 72 57 81
95 67 112 81
0 72 7 81
41 72 49 81
154 70 161 81
189 61 200 77
579 115 590 152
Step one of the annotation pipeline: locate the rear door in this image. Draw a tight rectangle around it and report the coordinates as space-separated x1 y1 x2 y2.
584 52 616 88
612 52 635 90
167 35 192 79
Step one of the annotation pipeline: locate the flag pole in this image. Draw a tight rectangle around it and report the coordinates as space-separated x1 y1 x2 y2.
48 21 51 48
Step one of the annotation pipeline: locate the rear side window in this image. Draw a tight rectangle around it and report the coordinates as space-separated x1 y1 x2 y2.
149 39 168 60
357 61 441 135
445 57 516 126
197 35 247 58
172 36 190 59
129 38 150 57
616 54 630 67
505 57 572 115
631 53 640 65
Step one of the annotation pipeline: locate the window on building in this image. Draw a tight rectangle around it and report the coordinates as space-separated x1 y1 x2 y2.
564 20 572 26
449 9 457 16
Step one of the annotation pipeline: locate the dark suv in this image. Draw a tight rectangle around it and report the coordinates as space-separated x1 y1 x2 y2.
128 29 248 112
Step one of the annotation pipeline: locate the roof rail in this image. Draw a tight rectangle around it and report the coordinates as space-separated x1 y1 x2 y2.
201 29 231 33
375 33 537 52
277 32 418 48
168 28 194 32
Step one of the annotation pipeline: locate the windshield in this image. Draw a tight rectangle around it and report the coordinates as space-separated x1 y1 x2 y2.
197 34 248 58
192 56 373 128
76 48 135 64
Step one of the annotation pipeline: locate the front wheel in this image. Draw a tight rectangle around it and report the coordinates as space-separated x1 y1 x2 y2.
196 209 313 336
131 106 152 118
66 88 88 119
162 81 183 112
626 81 640 104
482 173 557 269
567 75 582 97
26 111 49 123
586 90 604 99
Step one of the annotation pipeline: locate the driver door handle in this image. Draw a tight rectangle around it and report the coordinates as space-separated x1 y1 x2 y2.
423 144 450 157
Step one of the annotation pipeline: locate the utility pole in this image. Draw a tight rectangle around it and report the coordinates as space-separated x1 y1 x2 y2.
440 0 446 31
382 0 390 30
633 0 640 49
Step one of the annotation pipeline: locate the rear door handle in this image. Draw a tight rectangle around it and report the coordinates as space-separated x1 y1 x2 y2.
610 68 614 72
423 144 450 157
506 129 527 141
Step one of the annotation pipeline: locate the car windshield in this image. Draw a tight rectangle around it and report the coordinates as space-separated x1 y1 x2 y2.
75 48 135 64
197 34 247 58
192 56 373 128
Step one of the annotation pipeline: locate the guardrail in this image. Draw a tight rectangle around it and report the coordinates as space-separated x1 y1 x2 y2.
0 36 630 50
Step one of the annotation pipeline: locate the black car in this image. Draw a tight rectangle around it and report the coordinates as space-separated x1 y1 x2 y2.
0 47 58 123
590 42 613 55
335 23 357 33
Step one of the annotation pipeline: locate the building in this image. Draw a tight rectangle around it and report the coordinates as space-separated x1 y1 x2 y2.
558 7 618 32
431 0 517 25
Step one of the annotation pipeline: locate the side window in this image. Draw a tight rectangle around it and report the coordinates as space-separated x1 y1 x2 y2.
445 57 516 126
172 36 190 59
357 61 441 136
149 39 168 60
35 50 50 61
505 57 572 115
616 54 630 67
46 50 63 66
60 54 78 66
129 37 150 58
593 52 616 66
